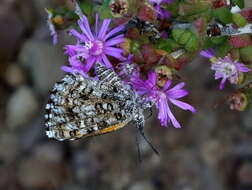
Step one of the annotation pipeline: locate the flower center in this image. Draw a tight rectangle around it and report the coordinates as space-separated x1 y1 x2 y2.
222 62 236 77
85 40 104 56
212 60 237 78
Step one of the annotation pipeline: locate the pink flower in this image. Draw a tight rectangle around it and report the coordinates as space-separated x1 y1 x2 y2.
148 0 173 19
62 14 125 75
200 49 251 89
131 72 196 128
212 56 250 89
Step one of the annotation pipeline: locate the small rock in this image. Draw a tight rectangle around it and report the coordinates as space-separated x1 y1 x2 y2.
0 11 25 62
130 181 155 190
5 63 26 87
61 184 83 190
187 109 217 144
19 40 65 95
20 116 45 151
18 157 68 189
200 139 225 166
30 0 52 23
243 107 252 131
33 142 64 163
0 132 20 163
72 150 99 182
0 0 16 14
6 86 39 128
238 161 252 185
17 0 37 30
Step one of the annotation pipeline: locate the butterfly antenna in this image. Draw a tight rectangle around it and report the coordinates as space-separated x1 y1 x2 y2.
146 107 153 120
136 131 142 163
138 127 159 156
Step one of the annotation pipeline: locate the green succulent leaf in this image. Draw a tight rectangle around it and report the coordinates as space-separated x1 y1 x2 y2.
216 41 232 57
232 13 247 27
213 7 232 24
185 33 199 52
240 45 252 64
172 28 185 42
156 39 179 53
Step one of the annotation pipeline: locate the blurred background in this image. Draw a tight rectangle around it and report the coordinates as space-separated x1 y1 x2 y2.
1 0 252 190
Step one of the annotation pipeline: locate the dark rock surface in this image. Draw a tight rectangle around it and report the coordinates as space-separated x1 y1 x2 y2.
0 0 252 190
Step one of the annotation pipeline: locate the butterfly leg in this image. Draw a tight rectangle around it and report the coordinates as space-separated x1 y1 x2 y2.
136 120 159 156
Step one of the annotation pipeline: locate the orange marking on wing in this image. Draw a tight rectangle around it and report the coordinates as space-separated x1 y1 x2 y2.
99 122 126 134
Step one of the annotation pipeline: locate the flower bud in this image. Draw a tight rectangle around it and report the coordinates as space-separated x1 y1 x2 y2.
130 41 140 53
110 0 129 18
120 38 131 54
53 15 64 25
155 65 173 87
228 92 248 111
237 72 245 85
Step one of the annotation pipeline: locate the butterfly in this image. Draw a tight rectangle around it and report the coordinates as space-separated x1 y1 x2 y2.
45 62 151 141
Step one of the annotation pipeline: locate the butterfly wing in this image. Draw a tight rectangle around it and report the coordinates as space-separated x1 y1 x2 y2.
45 73 131 141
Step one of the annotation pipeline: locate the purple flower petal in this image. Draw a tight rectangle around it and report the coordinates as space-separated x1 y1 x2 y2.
95 14 99 35
200 49 215 59
157 96 169 127
98 19 111 39
236 63 251 72
166 82 185 92
84 57 96 72
154 4 171 19
163 80 172 91
219 78 227 90
80 15 95 40
104 47 125 60
63 13 125 74
69 29 88 42
104 25 125 40
166 104 181 128
105 37 125 46
101 54 112 68
146 72 157 88
208 55 249 89
169 98 196 112
163 0 173 3
166 89 189 99
131 71 195 128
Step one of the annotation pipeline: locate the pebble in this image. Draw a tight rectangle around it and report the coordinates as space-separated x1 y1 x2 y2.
33 142 64 163
5 63 26 87
238 161 252 185
6 86 39 128
130 181 155 190
200 139 224 166
19 40 65 95
17 157 68 189
0 10 25 62
242 107 252 131
0 132 20 163
30 0 52 23
72 150 99 182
